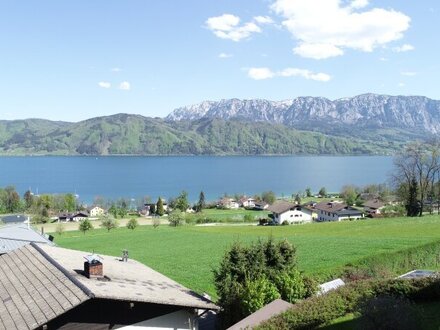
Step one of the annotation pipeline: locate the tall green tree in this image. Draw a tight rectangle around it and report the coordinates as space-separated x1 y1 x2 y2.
175 191 189 212
318 187 327 197
305 187 312 198
79 219 93 234
405 177 420 217
1 186 20 213
196 191 205 212
156 197 164 216
64 193 76 212
261 191 276 204
23 190 34 209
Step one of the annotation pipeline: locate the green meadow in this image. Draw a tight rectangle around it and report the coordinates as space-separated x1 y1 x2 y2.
55 215 440 298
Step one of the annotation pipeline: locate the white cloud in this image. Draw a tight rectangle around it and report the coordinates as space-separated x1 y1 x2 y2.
271 0 411 59
379 57 388 61
111 67 122 72
218 52 233 58
206 14 262 42
393 44 415 52
247 67 331 82
350 0 369 9
279 68 331 81
401 71 417 76
119 81 131 90
398 82 405 87
98 81 111 89
254 16 274 24
248 67 275 80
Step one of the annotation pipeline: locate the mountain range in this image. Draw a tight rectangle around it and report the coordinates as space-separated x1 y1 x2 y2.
1 94 438 156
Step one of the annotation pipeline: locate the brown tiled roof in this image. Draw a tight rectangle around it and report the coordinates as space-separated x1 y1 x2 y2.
227 299 293 330
267 201 296 214
363 199 385 209
314 201 347 212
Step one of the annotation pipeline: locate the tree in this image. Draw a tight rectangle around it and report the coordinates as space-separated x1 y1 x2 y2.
79 219 93 234
318 187 327 197
156 197 164 216
64 193 76 212
175 191 189 212
305 187 312 198
261 191 276 204
101 217 118 232
55 223 65 235
213 237 310 327
405 177 420 217
168 211 185 227
109 204 118 218
196 191 205 213
23 190 34 209
149 203 156 215
294 194 301 204
0 186 21 213
392 141 440 216
340 185 359 206
126 218 138 230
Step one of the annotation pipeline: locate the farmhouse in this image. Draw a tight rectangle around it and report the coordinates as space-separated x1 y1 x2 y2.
268 201 313 224
239 197 256 208
363 199 385 215
58 211 89 222
218 198 240 209
314 201 364 221
0 243 217 330
88 206 105 217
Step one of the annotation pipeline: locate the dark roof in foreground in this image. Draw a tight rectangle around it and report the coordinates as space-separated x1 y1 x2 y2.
0 223 54 254
0 244 89 330
227 299 293 330
0 243 218 330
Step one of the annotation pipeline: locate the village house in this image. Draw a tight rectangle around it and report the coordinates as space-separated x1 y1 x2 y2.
239 197 256 208
268 201 313 224
88 205 106 217
0 243 218 330
217 197 240 209
58 211 89 222
314 201 364 221
363 199 385 215
254 201 269 210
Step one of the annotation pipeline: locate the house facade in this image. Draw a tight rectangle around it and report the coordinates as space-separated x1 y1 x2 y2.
315 201 364 221
268 201 313 224
89 206 105 217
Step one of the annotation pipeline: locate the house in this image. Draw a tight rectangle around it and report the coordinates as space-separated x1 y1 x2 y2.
0 223 54 255
314 201 364 221
268 201 313 224
88 206 105 217
227 299 293 330
239 197 256 208
363 199 385 215
218 198 240 209
59 211 89 222
0 243 218 330
254 201 269 210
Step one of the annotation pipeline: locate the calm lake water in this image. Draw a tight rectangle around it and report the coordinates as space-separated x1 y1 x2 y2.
0 156 393 203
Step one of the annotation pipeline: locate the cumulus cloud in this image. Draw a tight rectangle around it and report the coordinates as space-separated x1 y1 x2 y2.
247 67 331 81
206 14 262 41
119 81 131 90
218 52 233 58
271 0 411 59
98 81 111 89
253 16 274 24
393 44 415 52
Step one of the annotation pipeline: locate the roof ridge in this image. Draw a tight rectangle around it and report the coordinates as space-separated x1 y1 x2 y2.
30 242 95 298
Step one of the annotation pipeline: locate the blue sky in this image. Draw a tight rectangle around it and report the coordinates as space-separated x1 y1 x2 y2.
0 0 438 121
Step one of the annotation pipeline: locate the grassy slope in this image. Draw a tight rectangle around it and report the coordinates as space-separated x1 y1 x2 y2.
55 215 440 298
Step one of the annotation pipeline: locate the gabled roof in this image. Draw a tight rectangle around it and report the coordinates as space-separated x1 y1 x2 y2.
363 199 385 209
227 299 292 330
0 244 89 329
267 201 297 214
37 244 218 310
0 243 218 329
314 201 347 212
0 223 54 254
336 207 363 216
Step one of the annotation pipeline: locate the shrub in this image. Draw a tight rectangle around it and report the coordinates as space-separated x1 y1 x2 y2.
126 218 138 230
100 217 118 232
241 276 281 315
79 219 93 234
55 222 65 235
168 211 185 227
243 214 254 222
152 217 160 228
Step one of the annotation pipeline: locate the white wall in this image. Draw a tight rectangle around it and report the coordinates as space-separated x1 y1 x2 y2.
274 208 312 224
119 309 197 330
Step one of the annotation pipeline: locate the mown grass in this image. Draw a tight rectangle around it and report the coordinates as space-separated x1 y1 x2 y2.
55 215 440 298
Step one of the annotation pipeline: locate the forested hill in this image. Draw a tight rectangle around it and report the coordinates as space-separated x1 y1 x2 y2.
0 114 400 155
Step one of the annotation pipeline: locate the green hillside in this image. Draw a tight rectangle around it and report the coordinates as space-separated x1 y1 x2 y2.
0 114 403 155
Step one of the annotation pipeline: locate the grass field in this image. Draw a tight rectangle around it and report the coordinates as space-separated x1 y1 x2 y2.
55 215 440 298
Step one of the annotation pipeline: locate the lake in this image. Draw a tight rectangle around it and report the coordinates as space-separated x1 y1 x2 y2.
0 156 393 203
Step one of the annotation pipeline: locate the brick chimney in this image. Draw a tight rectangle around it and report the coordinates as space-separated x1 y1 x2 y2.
84 254 103 278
